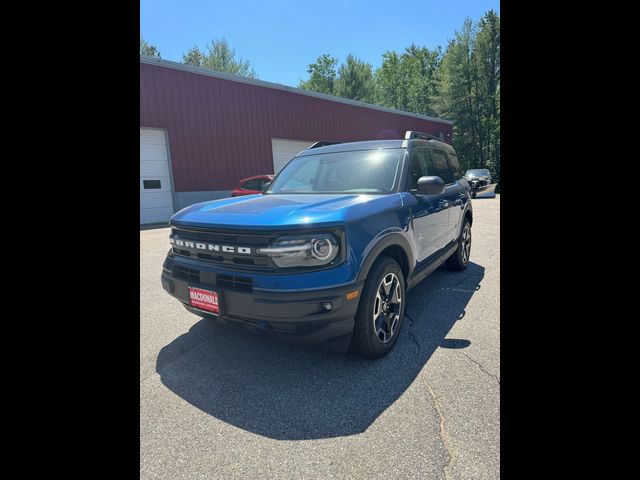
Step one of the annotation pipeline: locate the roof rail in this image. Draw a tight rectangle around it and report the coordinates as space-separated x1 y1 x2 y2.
308 141 342 149
404 130 444 141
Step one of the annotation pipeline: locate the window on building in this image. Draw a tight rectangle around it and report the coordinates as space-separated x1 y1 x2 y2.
143 180 162 189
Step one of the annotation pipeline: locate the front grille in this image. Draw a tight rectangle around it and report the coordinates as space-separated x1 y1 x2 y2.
174 265 200 283
173 265 253 292
170 226 278 271
171 227 275 246
217 274 253 292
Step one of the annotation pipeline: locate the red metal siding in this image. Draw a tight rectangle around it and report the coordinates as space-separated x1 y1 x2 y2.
140 62 453 192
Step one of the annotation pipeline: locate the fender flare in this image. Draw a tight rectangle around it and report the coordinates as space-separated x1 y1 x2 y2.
356 232 414 283
457 202 473 239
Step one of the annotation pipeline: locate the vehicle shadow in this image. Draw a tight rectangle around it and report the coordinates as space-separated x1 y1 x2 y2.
155 262 485 440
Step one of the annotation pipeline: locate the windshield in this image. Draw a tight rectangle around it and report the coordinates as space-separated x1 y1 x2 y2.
265 148 405 194
466 169 490 176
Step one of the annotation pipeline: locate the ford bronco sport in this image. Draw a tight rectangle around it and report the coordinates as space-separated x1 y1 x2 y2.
161 131 473 358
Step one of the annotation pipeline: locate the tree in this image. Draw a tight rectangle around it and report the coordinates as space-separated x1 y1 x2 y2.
299 54 338 94
296 10 500 183
140 36 161 58
440 18 480 173
375 51 406 109
334 54 375 103
375 44 442 117
181 38 257 78
475 10 500 184
182 46 205 67
439 13 500 183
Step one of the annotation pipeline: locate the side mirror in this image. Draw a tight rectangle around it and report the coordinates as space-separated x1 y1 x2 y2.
261 181 271 193
416 176 445 195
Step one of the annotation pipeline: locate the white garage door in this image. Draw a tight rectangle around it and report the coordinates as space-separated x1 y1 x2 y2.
140 128 174 224
271 138 317 174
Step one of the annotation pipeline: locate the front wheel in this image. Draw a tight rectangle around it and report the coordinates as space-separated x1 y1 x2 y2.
351 256 405 358
446 218 472 271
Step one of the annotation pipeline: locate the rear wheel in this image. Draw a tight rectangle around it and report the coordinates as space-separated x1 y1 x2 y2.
351 256 405 358
446 218 472 271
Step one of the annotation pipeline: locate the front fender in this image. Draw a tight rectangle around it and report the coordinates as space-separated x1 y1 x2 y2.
356 231 414 283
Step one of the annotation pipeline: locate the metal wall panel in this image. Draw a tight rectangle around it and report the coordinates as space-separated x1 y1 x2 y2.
140 62 453 192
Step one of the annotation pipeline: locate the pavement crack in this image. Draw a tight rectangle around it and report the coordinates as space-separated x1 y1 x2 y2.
140 372 158 385
425 380 455 480
461 353 500 385
408 282 479 303
403 312 422 358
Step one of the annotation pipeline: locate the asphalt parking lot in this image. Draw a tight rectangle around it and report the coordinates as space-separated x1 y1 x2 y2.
140 196 500 479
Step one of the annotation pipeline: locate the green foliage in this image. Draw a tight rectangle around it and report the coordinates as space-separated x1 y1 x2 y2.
334 54 376 103
440 18 479 173
297 10 500 185
181 38 257 78
475 10 500 183
440 11 500 184
299 54 375 102
140 36 161 58
182 46 205 67
299 54 338 94
375 44 442 117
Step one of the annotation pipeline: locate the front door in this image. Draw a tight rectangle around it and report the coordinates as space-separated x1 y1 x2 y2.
427 148 461 243
407 147 451 262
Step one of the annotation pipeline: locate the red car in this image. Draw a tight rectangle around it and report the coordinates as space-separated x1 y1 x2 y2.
231 174 274 197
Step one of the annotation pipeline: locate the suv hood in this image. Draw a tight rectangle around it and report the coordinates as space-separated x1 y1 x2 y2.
171 193 402 229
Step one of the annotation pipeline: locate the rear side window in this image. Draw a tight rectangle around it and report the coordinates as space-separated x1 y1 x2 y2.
446 152 462 179
242 179 264 190
428 149 455 184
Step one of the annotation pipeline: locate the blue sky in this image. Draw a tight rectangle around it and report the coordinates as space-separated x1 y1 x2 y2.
141 0 500 87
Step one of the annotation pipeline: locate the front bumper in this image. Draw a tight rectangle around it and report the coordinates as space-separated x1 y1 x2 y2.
161 260 364 351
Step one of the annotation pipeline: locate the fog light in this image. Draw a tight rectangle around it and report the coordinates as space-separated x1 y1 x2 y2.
322 302 333 311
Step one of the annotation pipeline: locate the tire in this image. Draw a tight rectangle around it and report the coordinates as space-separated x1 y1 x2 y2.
471 190 477 198
351 256 406 358
446 218 472 271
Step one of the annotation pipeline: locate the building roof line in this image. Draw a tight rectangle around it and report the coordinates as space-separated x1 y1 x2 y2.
140 56 454 126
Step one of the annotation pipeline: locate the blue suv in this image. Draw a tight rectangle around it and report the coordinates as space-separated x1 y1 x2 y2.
161 131 473 358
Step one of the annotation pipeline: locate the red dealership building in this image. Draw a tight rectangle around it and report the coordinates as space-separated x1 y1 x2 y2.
139 56 453 224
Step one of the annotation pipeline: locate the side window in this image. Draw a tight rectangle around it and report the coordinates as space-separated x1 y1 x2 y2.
408 147 430 190
428 149 455 184
242 179 263 190
446 152 462 179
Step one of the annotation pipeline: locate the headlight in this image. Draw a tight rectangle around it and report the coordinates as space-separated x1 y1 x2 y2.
258 233 339 268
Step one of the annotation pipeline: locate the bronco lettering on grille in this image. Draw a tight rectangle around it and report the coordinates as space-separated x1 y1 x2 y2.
170 237 253 255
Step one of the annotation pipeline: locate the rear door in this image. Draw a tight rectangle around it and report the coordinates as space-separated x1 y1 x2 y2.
443 151 468 240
